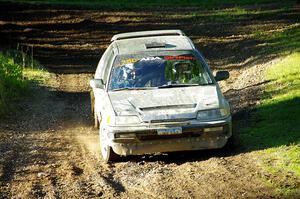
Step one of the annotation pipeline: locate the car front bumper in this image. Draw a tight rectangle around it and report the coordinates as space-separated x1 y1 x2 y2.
105 117 232 156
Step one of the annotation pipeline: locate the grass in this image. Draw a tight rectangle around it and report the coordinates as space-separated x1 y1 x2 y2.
190 6 295 22
23 68 51 84
255 24 300 55
3 0 297 9
0 51 51 117
0 52 28 116
240 53 300 196
175 7 253 23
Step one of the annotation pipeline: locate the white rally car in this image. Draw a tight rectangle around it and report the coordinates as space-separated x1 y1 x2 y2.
90 30 232 162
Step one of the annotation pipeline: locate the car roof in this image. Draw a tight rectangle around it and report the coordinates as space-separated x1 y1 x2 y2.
111 30 195 55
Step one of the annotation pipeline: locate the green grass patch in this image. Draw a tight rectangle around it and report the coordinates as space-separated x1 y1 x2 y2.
241 53 300 196
0 52 28 116
196 7 293 22
169 7 295 23
0 51 50 117
182 7 252 22
23 68 51 84
3 0 297 9
254 24 300 55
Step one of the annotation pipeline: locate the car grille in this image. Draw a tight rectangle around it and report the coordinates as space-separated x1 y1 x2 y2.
149 118 192 124
136 125 228 141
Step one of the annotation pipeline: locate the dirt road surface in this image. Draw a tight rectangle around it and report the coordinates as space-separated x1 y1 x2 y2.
1 2 299 198
0 67 277 198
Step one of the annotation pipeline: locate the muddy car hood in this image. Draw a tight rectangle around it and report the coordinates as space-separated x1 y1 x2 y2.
108 86 220 122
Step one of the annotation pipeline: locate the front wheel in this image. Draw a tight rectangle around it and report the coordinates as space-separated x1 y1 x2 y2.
99 125 119 162
224 134 239 150
94 111 100 129
90 90 100 129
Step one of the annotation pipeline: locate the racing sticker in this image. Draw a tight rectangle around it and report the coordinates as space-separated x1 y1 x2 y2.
140 57 162 61
164 56 196 60
119 57 162 67
120 58 139 66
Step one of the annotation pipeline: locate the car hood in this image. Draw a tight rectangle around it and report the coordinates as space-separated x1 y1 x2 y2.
108 86 220 122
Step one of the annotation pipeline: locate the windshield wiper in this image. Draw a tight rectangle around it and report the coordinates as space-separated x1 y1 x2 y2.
158 84 199 89
112 83 214 91
112 87 154 91
198 82 215 86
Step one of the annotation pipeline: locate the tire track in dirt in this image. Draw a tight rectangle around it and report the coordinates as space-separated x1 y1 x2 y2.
0 77 119 198
46 92 123 198
71 59 281 198
0 60 282 198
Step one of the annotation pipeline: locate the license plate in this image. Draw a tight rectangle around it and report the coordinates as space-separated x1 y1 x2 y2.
157 127 182 135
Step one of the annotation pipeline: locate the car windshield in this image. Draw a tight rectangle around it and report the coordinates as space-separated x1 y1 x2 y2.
108 51 213 91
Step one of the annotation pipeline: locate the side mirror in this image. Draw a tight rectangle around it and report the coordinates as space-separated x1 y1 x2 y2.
215 71 229 81
90 79 105 89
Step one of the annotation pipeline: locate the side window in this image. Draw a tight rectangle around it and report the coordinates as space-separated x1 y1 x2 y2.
95 45 112 79
102 49 114 83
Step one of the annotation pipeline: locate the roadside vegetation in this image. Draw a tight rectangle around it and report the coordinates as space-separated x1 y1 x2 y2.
5 0 297 9
175 7 296 23
241 24 300 196
255 24 300 55
0 51 50 117
0 52 27 116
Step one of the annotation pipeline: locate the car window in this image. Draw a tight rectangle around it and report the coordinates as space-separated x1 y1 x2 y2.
95 45 112 80
108 51 213 90
102 48 114 83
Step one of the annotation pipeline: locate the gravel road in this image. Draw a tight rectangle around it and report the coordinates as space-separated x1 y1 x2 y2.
0 60 281 198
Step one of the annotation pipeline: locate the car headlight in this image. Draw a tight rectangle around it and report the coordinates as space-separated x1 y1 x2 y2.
197 108 230 121
115 116 140 125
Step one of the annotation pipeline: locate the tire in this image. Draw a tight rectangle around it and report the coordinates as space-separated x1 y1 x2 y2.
94 111 100 129
90 90 99 129
99 124 119 162
90 90 95 116
224 134 239 150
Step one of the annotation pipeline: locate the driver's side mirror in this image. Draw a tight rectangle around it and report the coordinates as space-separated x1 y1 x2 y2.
215 71 229 81
90 79 105 89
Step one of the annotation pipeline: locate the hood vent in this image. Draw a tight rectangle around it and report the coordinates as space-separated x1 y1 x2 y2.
140 103 197 111
145 42 166 49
